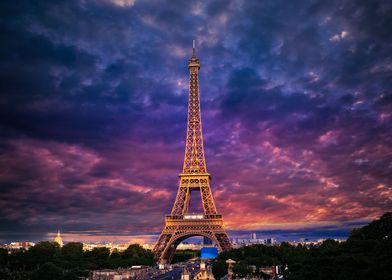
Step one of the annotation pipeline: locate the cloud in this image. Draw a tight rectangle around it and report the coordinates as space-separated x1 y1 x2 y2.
0 0 391 243
329 31 349 42
110 0 136 7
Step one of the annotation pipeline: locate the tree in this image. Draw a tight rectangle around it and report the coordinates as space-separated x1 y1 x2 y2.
211 259 227 279
122 244 145 258
108 249 127 268
233 262 251 278
61 242 84 261
348 212 392 241
31 262 62 280
0 248 8 265
27 241 60 268
84 247 110 268
122 244 154 266
212 212 392 280
63 270 79 280
110 249 122 259
87 247 110 260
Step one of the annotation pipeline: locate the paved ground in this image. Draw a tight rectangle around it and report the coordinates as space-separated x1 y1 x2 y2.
151 267 183 280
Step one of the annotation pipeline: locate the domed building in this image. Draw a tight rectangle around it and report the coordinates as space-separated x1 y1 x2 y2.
54 230 63 247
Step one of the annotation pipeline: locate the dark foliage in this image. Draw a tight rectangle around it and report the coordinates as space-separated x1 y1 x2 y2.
172 249 199 263
31 262 63 280
0 243 153 280
1 213 391 279
213 213 392 280
348 212 392 241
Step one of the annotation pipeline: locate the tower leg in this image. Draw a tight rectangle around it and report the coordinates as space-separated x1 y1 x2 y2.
171 187 189 215
200 185 217 214
153 233 172 263
215 232 232 251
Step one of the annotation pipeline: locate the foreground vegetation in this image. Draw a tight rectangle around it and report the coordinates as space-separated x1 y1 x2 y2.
0 243 154 280
1 213 390 279
213 212 392 280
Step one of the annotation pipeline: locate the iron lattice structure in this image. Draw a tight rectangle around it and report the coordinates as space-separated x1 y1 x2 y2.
153 42 232 264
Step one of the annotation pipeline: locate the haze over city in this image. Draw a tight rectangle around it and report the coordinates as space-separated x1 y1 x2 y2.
0 0 391 245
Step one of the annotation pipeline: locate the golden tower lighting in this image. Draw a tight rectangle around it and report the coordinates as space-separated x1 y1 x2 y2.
153 41 232 264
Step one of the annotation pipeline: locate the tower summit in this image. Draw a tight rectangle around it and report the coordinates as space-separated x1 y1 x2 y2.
153 41 232 264
183 39 205 175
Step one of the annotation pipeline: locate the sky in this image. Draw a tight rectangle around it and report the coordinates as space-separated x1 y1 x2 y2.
0 0 391 244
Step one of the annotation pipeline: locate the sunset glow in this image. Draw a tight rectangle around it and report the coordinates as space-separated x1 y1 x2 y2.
0 0 391 243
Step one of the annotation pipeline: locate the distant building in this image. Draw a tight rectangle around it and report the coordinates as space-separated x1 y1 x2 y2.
4 241 35 251
177 242 204 250
259 265 284 278
54 230 63 247
266 238 277 245
80 242 159 253
141 243 154 250
90 267 162 280
230 237 278 248
287 238 345 248
83 243 130 252
250 233 257 240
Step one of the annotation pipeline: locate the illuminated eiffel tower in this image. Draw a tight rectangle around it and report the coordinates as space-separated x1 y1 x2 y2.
153 41 232 264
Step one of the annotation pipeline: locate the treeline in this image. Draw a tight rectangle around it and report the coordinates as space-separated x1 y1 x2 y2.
172 249 199 263
213 212 392 280
0 243 154 280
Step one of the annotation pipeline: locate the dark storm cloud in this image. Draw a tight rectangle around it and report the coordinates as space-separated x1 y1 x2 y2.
0 0 391 242
209 0 392 229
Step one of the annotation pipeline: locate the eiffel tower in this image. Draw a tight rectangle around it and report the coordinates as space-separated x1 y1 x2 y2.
153 41 232 264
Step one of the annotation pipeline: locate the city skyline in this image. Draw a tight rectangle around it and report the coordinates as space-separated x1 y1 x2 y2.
0 0 391 244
